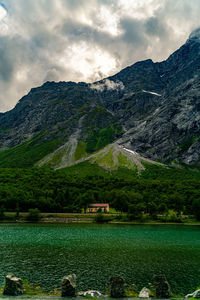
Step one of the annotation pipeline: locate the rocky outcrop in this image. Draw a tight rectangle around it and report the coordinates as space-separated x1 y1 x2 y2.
78 290 104 298
3 274 24 296
153 275 171 299
139 287 150 298
116 30 200 165
61 274 76 297
2 272 200 299
110 276 125 298
186 289 200 298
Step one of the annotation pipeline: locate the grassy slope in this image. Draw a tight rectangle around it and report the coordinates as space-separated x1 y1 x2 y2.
141 162 200 180
60 161 200 181
0 137 199 181
0 136 63 168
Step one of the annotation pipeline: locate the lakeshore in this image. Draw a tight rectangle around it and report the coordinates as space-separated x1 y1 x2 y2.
0 296 188 300
1 212 200 226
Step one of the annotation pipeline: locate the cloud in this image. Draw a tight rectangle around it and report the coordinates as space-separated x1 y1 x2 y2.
0 0 199 111
90 79 124 91
145 17 167 37
0 4 6 19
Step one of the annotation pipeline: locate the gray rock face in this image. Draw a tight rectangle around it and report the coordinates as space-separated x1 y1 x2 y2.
61 274 76 297
139 287 150 298
78 290 104 298
117 36 200 166
0 81 118 149
3 274 24 296
153 275 171 299
110 276 125 298
186 289 200 298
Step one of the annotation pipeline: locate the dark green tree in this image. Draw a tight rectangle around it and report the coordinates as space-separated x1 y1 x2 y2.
192 199 200 221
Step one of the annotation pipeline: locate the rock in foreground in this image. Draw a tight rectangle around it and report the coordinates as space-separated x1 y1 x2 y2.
61 274 76 297
78 290 104 298
3 274 24 296
186 289 200 298
110 276 125 298
139 287 150 298
153 275 171 299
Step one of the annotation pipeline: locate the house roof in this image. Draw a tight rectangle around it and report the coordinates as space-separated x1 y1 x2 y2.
88 203 109 207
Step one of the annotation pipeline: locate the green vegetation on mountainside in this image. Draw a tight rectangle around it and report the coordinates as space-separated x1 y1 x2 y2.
74 141 87 161
85 125 123 153
117 152 135 169
141 163 200 180
93 148 115 167
62 161 200 180
0 123 123 169
0 135 63 168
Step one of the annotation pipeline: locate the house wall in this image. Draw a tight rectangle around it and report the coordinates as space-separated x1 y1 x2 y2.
87 206 109 213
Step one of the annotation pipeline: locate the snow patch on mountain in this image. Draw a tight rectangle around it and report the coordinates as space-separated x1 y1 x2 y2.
123 147 137 155
142 90 162 97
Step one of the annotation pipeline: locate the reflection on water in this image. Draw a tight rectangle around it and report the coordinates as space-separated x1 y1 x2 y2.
0 223 199 295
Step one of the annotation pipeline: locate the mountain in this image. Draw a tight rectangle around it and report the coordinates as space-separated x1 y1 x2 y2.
37 142 163 171
0 28 200 169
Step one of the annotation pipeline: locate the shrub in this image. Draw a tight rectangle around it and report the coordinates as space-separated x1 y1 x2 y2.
168 216 183 223
167 211 183 223
26 208 41 222
114 214 123 221
127 203 144 220
94 212 112 223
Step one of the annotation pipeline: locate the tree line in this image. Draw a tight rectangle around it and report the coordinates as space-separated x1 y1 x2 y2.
0 166 199 220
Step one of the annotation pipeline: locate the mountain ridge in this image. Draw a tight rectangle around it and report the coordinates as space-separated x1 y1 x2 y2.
0 29 200 168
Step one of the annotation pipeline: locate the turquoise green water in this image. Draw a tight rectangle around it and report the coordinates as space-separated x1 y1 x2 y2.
0 224 199 295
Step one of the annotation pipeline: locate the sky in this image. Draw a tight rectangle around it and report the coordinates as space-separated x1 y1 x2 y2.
0 0 200 112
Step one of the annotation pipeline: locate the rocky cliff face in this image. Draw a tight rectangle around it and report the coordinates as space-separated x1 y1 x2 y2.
0 29 200 167
116 30 200 165
0 82 117 147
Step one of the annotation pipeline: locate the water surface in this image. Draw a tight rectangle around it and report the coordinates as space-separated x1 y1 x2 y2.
0 223 199 295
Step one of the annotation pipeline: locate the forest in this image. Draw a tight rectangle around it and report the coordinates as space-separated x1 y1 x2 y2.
0 162 200 221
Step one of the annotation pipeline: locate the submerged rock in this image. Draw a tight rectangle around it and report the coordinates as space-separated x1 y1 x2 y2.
139 287 150 298
61 274 76 297
78 290 104 298
110 276 125 298
3 274 24 296
186 289 200 298
153 274 171 299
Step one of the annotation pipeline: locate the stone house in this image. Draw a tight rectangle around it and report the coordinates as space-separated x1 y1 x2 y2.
87 203 109 213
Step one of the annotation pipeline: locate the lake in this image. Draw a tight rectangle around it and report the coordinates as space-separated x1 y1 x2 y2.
0 223 199 296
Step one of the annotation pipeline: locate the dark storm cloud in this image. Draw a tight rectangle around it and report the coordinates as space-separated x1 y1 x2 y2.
0 36 15 82
120 17 146 45
0 0 199 112
62 16 148 59
145 17 167 37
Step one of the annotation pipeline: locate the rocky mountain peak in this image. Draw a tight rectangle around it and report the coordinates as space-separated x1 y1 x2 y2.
188 27 200 42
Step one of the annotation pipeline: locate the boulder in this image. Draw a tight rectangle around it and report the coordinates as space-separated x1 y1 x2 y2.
110 276 125 298
139 287 150 298
153 274 171 299
3 274 24 296
61 274 76 297
186 289 200 298
78 290 104 298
